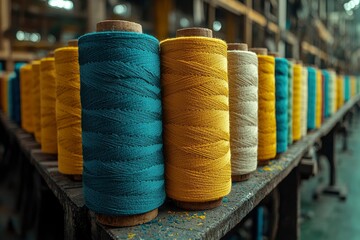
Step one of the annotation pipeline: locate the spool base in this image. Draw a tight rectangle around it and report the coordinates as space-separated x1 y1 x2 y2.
258 160 270 166
96 208 158 227
175 198 222 210
68 174 82 181
232 173 251 182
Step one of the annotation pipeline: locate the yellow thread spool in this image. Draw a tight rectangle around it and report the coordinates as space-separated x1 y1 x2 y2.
1 74 9 114
40 57 58 154
161 27 231 210
316 69 322 128
337 75 344 109
292 63 302 141
20 64 34 133
250 48 276 164
54 42 83 176
31 60 42 143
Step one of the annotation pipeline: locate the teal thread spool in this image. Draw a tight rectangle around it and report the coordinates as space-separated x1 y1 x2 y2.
287 60 294 145
79 20 165 227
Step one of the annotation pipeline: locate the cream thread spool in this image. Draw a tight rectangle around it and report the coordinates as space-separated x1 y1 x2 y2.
93 20 159 227
228 43 258 182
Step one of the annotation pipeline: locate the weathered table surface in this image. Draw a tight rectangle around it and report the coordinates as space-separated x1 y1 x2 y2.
1 95 359 240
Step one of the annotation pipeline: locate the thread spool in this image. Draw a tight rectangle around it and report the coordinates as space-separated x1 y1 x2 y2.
330 70 337 114
54 39 83 180
344 75 350 102
292 63 302 141
11 63 25 124
316 69 322 128
227 43 258 182
40 57 58 154
307 67 316 130
321 70 330 118
250 48 276 165
274 57 288 153
79 20 165 226
31 60 42 144
287 60 294 145
0 74 7 113
161 27 230 210
301 66 308 136
20 64 34 133
337 75 344 109
7 73 15 120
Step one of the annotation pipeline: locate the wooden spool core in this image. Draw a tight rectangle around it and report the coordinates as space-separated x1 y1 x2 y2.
96 20 142 33
269 52 280 57
68 39 78 47
94 20 157 227
258 160 270 166
173 26 223 210
232 173 251 182
249 48 268 55
176 27 213 38
228 43 248 51
96 209 158 227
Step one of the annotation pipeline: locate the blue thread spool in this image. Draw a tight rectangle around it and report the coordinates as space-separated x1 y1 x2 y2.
307 67 317 130
79 20 165 226
273 55 288 153
287 60 294 145
322 70 330 118
12 63 25 124
7 72 15 119
344 75 350 102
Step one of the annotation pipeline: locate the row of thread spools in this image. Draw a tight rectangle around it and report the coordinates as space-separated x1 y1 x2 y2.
0 20 360 226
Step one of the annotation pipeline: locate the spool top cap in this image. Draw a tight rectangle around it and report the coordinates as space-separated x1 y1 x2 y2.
96 20 142 33
268 52 280 57
227 43 248 51
68 39 78 47
176 27 213 38
249 48 268 55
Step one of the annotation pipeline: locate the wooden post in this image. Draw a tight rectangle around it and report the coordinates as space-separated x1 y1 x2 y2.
87 0 106 32
226 12 237 43
245 0 253 47
154 0 172 41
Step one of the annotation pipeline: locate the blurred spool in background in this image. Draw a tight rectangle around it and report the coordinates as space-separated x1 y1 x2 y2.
40 57 58 154
7 72 16 120
344 75 351 102
273 56 288 153
227 43 258 181
322 70 330 118
287 60 294 145
307 67 316 130
80 20 165 225
11 63 25 125
301 66 308 137
337 75 344 109
31 60 42 144
54 41 83 176
20 64 34 133
316 69 323 128
161 27 231 209
292 63 302 141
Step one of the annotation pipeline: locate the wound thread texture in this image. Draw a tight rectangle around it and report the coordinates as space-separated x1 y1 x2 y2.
161 37 231 202
316 70 322 128
351 76 356 98
228 50 258 175
31 61 42 143
292 64 302 141
54 47 83 175
274 58 288 153
11 63 24 124
40 58 58 154
20 64 34 133
301 67 308 136
79 31 165 215
258 55 276 160
287 61 293 145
